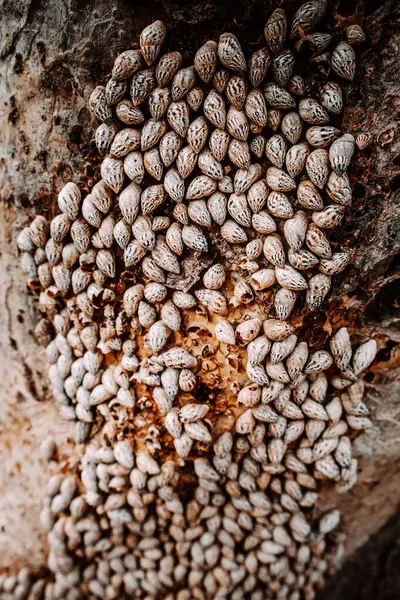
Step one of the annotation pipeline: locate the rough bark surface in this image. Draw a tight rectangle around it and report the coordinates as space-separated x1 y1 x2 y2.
1 0 400 594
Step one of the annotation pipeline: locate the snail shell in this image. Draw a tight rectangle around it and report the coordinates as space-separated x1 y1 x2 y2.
285 142 310 178
299 98 329 125
156 51 183 87
221 219 248 244
164 168 185 202
218 32 246 73
265 134 286 169
281 111 303 144
110 128 141 158
148 87 171 120
195 289 228 315
130 68 156 106
89 86 112 121
141 118 168 151
287 74 305 96
95 120 119 155
329 133 355 173
188 199 212 228
306 126 340 148
264 9 287 54
182 224 208 252
320 81 343 115
140 20 166 65
167 101 190 138
186 86 204 112
212 68 230 93
272 49 295 86
226 74 248 110
204 89 227 130
207 192 227 226
159 131 183 167
209 129 230 162
172 66 197 101
264 82 296 109
290 0 328 40
266 167 296 192
105 78 127 106
248 47 271 87
267 191 294 219
194 41 218 83
331 41 356 81
57 182 81 221
346 24 366 46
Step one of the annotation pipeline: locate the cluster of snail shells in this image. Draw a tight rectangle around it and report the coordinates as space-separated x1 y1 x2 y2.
232 325 376 496
85 9 357 320
13 3 377 599
17 1 362 447
33 432 346 600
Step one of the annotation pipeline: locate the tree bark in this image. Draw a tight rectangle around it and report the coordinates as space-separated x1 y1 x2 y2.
1 0 400 594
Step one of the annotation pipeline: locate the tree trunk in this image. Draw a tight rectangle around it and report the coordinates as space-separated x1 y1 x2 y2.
1 0 400 595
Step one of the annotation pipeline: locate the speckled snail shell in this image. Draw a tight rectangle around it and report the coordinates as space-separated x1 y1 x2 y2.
331 41 356 81
346 24 366 46
194 40 218 83
290 0 328 40
264 8 287 54
218 32 246 73
140 20 166 65
156 51 183 87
